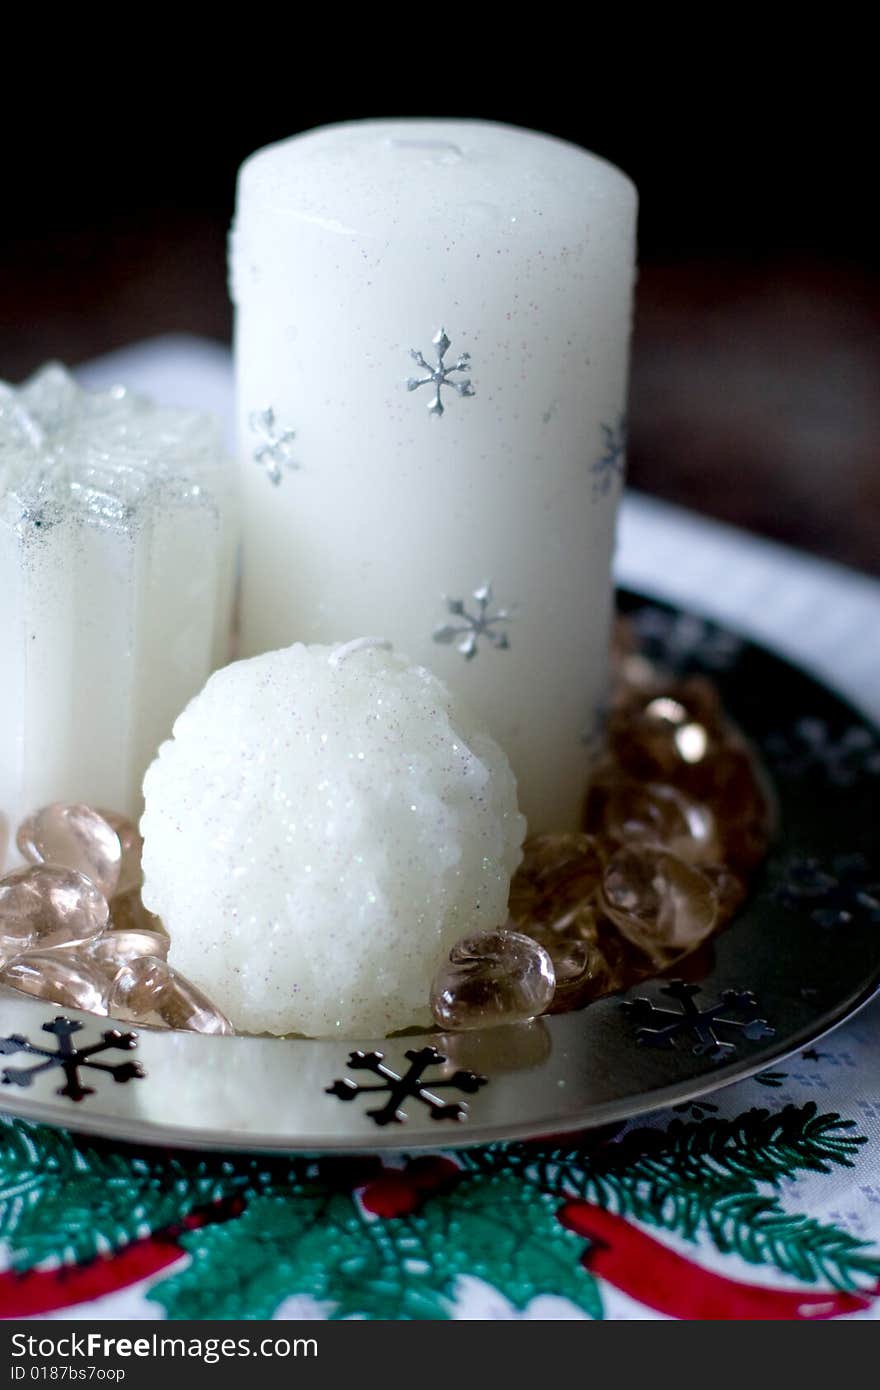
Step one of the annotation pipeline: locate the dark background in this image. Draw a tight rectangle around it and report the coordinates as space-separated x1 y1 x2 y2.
2 52 877 574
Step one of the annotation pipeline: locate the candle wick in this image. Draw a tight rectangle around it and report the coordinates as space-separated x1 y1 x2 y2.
328 637 393 667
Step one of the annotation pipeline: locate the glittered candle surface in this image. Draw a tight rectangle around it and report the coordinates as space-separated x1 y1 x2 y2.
231 119 637 830
0 366 237 864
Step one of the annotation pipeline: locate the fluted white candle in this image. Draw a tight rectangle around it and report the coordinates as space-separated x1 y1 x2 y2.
231 119 637 830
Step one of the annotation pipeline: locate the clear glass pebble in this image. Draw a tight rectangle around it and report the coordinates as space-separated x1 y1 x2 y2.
588 779 718 865
0 864 109 951
16 803 121 898
600 846 718 967
107 956 234 1035
91 928 170 977
0 952 109 1014
430 928 555 1030
543 934 593 986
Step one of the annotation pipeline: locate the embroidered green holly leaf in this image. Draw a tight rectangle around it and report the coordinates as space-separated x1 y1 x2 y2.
421 1172 603 1320
149 1174 602 1321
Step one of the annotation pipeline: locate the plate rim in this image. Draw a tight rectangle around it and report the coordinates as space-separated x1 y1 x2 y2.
2 587 878 1153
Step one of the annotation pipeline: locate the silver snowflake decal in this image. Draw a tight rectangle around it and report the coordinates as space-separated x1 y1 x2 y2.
407 328 475 416
776 854 880 928
623 980 775 1063
629 604 744 676
326 1046 487 1127
591 416 627 498
0 1017 144 1102
433 583 512 660
249 407 299 486
765 718 880 787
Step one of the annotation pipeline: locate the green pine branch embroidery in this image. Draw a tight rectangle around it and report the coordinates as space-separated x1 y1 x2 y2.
148 1175 602 1321
460 1103 880 1293
3 1102 879 1318
0 1119 88 1245
0 1117 314 1272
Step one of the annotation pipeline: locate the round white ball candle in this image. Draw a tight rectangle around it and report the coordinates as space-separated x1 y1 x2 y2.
231 119 637 831
140 638 525 1038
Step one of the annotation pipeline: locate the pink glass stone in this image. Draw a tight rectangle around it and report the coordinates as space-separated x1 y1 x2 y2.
0 952 109 1015
107 956 234 1035
0 865 109 951
98 809 144 896
91 928 170 977
17 803 121 898
430 928 556 1031
600 847 718 967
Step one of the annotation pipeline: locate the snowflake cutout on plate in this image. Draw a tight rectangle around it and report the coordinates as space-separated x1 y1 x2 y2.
629 605 744 677
776 854 880 929
433 583 512 660
764 718 880 788
406 329 475 417
325 1045 487 1126
0 1017 144 1102
591 416 627 498
622 980 775 1063
249 407 299 486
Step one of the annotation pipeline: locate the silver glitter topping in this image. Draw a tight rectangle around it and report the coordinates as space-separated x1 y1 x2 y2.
407 329 475 417
433 583 512 660
0 363 227 535
249 407 299 486
591 416 627 498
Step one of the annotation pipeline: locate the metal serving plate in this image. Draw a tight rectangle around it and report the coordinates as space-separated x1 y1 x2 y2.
1 592 878 1153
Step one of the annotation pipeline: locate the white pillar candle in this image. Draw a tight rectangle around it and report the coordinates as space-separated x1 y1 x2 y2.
231 119 637 831
0 365 237 865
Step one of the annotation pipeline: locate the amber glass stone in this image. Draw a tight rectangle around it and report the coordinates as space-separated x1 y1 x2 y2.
430 928 555 1031
509 833 604 937
600 846 718 968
